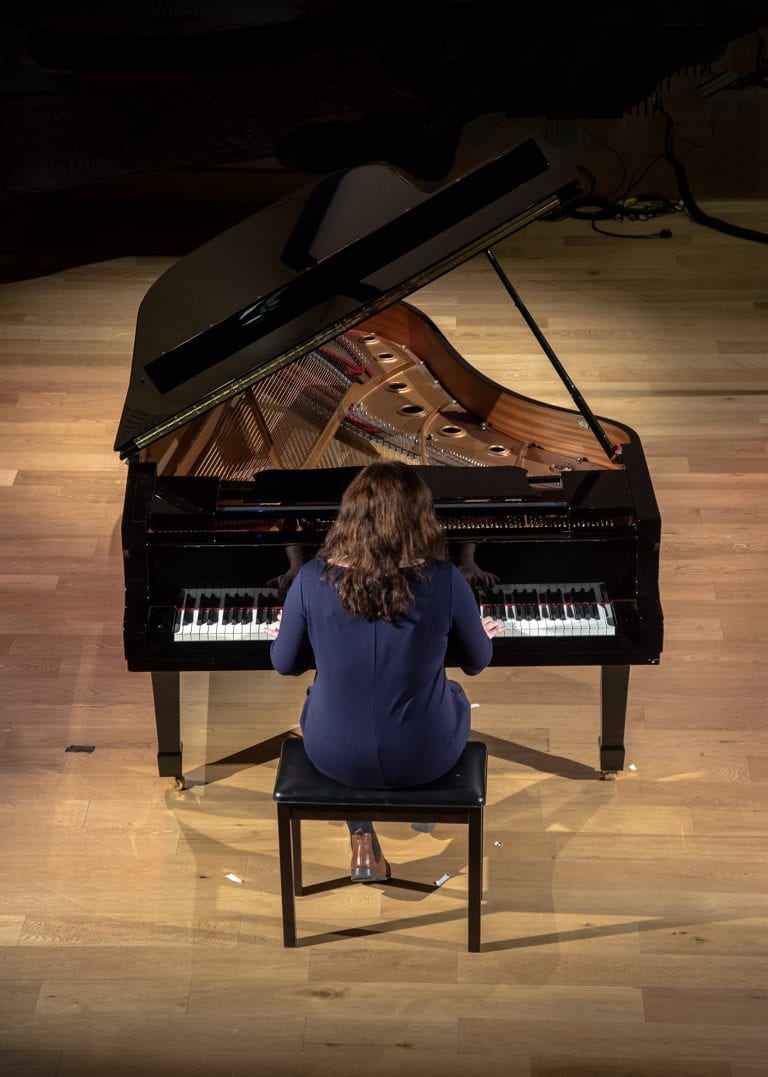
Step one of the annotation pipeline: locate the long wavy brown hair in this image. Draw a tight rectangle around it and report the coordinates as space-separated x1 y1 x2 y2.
319 461 447 621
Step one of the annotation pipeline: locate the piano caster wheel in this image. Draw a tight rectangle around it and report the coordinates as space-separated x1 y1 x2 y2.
599 770 618 781
173 776 186 791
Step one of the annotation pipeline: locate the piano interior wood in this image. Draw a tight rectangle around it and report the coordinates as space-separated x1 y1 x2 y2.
141 300 630 481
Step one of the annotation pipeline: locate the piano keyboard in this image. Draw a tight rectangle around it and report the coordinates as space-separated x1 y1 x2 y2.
172 581 616 643
480 582 616 637
173 587 282 642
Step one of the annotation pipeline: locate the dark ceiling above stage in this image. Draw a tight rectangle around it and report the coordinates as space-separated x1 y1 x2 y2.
1 1 766 193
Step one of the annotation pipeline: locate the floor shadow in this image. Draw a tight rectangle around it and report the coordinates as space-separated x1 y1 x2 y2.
183 728 599 788
300 875 437 897
473 731 599 780
182 728 299 787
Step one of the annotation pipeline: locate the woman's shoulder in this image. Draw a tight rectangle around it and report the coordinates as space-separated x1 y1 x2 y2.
419 558 458 587
422 559 477 599
424 557 457 575
298 557 326 582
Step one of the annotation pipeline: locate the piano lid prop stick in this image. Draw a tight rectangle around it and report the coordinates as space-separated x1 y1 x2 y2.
484 247 621 463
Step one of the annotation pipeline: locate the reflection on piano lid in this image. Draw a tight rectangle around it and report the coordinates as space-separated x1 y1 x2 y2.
114 137 578 458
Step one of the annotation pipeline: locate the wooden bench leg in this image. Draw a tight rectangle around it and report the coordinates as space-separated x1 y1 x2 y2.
291 817 303 896
467 808 483 952
276 805 297 947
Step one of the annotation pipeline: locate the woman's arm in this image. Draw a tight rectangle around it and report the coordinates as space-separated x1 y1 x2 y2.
269 569 314 675
447 565 501 675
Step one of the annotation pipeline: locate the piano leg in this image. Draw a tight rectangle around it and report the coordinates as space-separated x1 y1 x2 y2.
151 671 184 783
599 664 629 779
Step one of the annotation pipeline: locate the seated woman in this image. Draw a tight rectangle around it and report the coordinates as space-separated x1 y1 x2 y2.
267 461 502 881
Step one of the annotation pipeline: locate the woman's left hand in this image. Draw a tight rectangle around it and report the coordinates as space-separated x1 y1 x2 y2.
481 616 504 639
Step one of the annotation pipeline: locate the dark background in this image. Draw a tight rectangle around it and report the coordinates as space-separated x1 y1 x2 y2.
1 1 766 280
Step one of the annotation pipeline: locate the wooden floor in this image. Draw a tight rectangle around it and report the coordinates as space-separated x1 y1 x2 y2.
1 202 767 1076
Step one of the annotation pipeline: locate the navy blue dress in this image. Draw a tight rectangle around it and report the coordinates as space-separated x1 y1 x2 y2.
270 558 492 788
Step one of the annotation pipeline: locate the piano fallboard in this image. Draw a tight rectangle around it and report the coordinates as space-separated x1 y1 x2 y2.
123 451 661 675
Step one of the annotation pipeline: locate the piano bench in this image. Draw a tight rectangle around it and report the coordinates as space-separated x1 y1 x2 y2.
272 737 487 951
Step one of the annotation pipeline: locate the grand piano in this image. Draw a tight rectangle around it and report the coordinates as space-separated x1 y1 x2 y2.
114 136 663 781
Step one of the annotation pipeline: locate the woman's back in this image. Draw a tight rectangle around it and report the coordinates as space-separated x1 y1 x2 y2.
268 460 501 882
271 557 492 787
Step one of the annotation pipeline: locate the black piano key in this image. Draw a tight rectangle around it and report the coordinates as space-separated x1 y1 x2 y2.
202 593 217 625
184 594 195 625
256 593 267 623
223 592 235 625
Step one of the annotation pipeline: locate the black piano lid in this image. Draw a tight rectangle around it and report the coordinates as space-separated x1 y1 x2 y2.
114 136 579 457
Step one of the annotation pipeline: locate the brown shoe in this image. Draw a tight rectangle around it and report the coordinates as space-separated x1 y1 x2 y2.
350 830 391 883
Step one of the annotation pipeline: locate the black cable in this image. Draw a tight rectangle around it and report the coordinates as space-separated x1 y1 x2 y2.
576 163 598 200
620 153 666 201
660 107 768 245
590 220 673 240
563 197 617 222
569 133 676 233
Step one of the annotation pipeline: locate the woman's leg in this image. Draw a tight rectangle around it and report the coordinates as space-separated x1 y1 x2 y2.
347 822 389 881
347 820 374 836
